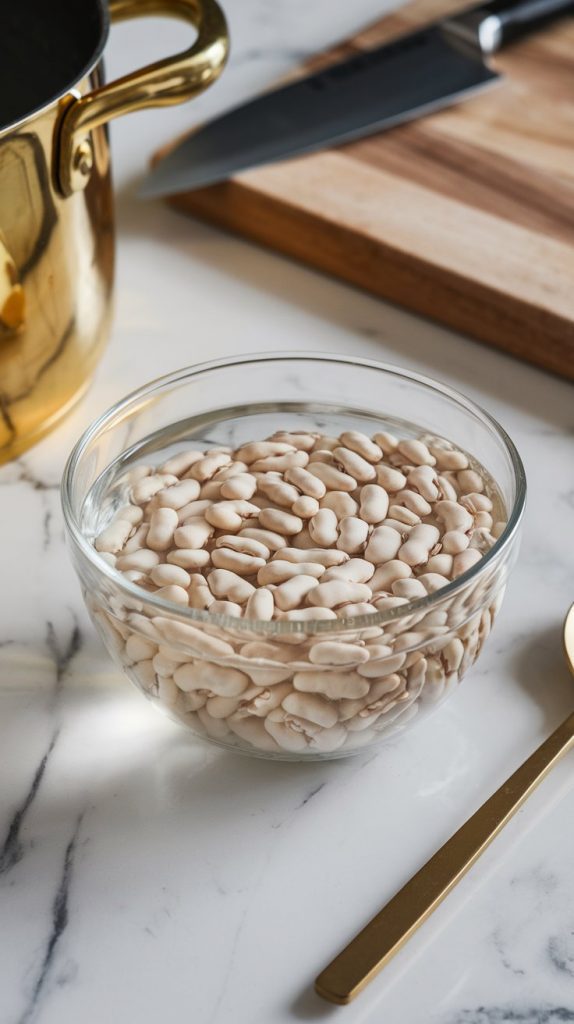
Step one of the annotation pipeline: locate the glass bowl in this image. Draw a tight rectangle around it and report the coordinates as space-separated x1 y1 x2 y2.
61 353 526 760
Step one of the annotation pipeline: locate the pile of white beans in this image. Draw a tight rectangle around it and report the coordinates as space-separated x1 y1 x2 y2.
91 428 507 757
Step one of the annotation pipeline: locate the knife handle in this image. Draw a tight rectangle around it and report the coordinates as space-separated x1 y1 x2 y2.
448 0 574 53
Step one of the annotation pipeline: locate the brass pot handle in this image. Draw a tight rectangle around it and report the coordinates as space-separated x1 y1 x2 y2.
56 0 229 197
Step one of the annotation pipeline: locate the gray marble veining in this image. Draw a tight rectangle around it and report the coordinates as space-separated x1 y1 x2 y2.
1 2 574 1022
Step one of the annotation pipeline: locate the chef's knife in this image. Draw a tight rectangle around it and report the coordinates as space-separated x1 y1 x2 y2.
141 0 574 198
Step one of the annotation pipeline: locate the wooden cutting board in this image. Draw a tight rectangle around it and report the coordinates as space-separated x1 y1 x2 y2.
162 0 574 380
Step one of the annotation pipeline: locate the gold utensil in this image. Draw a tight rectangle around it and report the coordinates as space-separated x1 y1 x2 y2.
315 605 574 1005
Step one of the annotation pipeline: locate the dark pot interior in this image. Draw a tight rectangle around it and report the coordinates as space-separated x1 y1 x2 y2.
0 0 108 130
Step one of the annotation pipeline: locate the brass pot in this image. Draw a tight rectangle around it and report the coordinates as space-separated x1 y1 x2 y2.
0 0 228 463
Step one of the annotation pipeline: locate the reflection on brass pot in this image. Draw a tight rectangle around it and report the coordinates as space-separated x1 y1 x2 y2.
0 0 228 463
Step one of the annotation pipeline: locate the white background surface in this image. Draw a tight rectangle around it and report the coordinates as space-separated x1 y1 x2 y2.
1 2 574 1023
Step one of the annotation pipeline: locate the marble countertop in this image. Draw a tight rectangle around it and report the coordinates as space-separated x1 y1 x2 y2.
2 2 574 1022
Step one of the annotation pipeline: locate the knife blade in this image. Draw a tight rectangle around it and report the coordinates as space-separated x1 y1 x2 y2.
141 0 574 198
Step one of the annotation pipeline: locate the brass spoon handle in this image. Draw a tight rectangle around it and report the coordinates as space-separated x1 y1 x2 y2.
315 711 574 1005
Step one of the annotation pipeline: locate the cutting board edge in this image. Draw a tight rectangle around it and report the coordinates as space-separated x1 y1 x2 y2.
169 184 574 382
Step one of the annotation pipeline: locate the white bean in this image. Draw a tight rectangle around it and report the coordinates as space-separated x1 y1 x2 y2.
320 491 358 519
425 553 454 576
292 495 319 519
274 547 348 567
147 507 179 551
418 573 451 593
205 501 259 531
154 619 234 658
322 558 374 584
391 578 428 600
359 484 389 524
407 465 439 501
306 462 357 493
284 466 326 498
309 508 338 546
199 480 223 500
369 560 412 592
158 478 201 510
333 447 376 482
338 603 378 617
209 601 243 618
387 504 421 527
452 548 483 577
397 439 435 466
339 431 383 462
245 587 275 621
307 581 372 609
437 475 459 501
256 507 301 536
211 548 266 575
474 512 494 530
398 524 440 567
257 560 325 585
461 492 493 514
220 473 257 500
95 519 134 554
114 504 143 527
236 527 284 551
372 431 398 453
236 441 295 464
337 516 369 555
131 660 157 691
116 549 161 572
150 564 191 589
457 469 484 493
282 692 338 728
309 641 369 666
293 670 369 700
435 500 474 533
215 535 267 559
274 575 320 611
206 695 241 719
270 432 317 451
281 607 338 621
188 580 215 610
122 523 150 553
250 451 309 473
154 585 189 605
177 499 214 524
174 519 214 549
159 449 204 476
394 489 432 517
375 465 407 492
309 449 335 464
441 530 469 554
125 634 157 663
428 443 468 470
187 452 231 481
256 477 301 507
208 569 256 604
365 525 402 564
166 548 211 570
131 474 178 505
214 461 249 481
174 660 249 696
228 715 281 752
263 710 309 752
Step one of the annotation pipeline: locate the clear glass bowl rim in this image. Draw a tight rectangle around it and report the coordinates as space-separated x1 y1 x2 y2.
61 352 527 635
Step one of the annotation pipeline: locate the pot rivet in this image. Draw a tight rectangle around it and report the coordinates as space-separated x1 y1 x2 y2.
72 139 94 180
